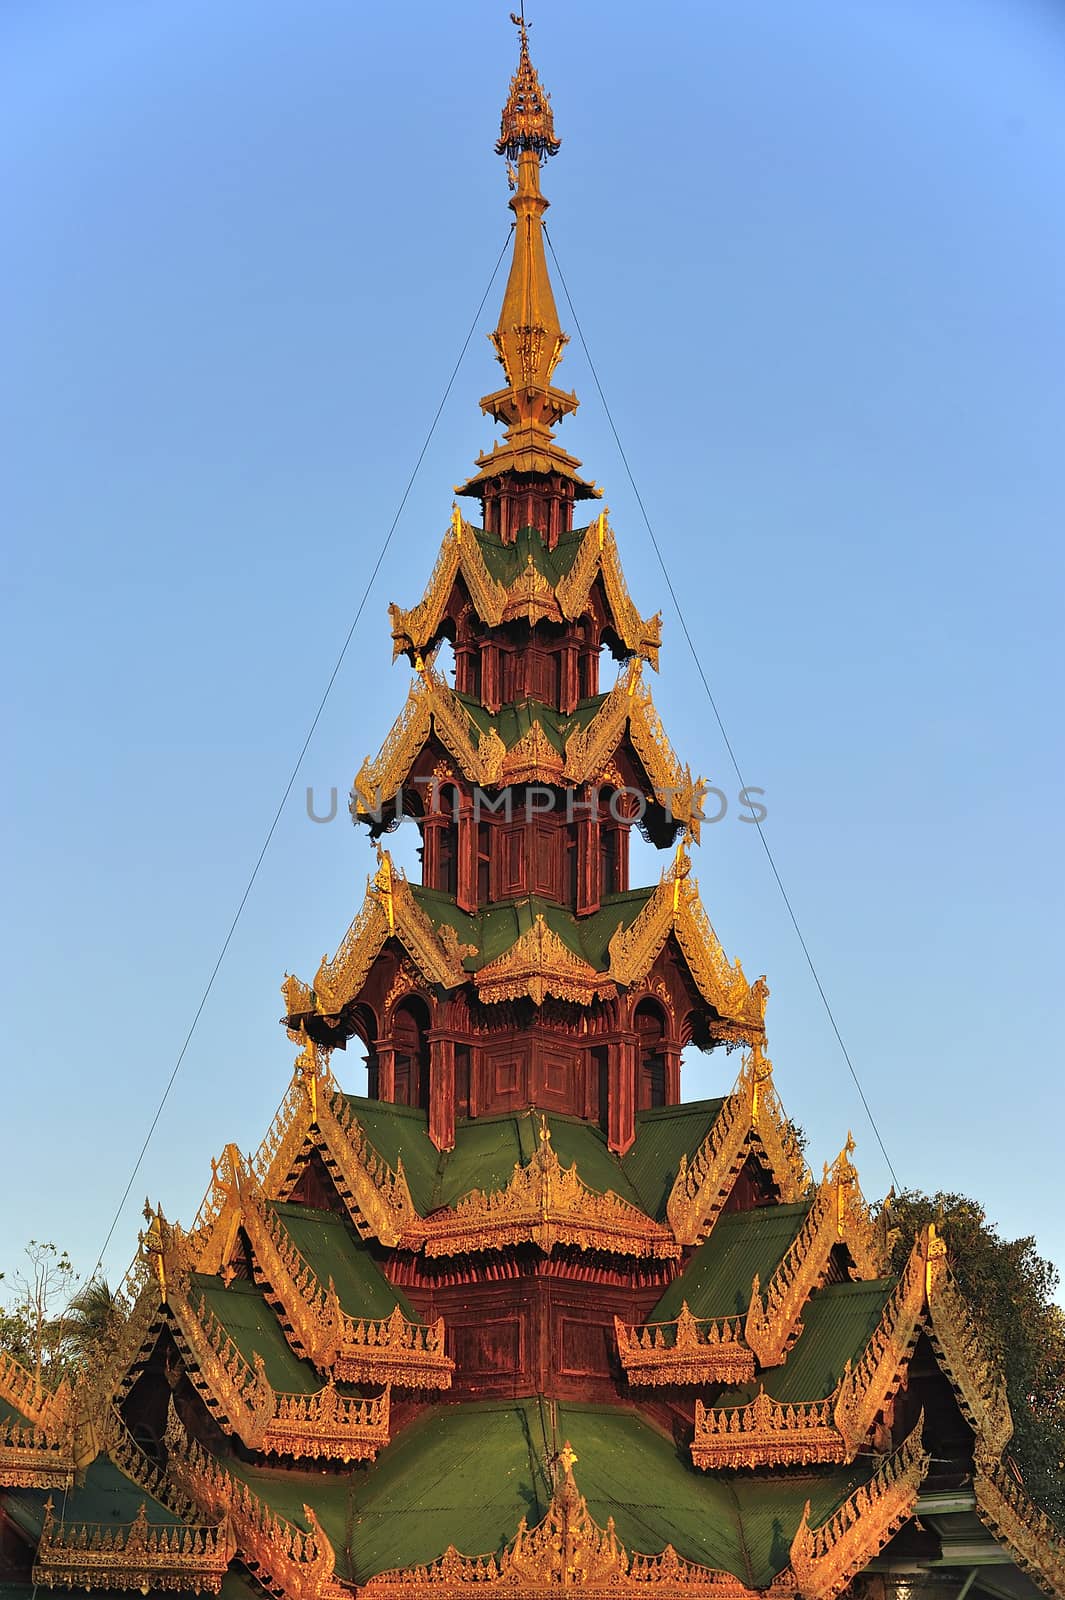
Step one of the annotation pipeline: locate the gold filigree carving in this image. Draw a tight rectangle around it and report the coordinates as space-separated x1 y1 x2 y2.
692 1233 929 1469
925 1224 1013 1459
974 1455 1065 1598
420 1118 677 1259
614 1303 754 1388
745 1137 889 1369
501 719 565 785
310 852 466 1017
164 1405 345 1600
33 1496 233 1595
609 847 766 1043
360 1440 781 1596
666 1045 807 1247
0 1389 75 1490
555 512 661 666
475 914 615 1008
789 1416 929 1600
694 1388 838 1470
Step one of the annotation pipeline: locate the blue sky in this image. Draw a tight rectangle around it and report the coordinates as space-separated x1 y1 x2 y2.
2 0 1063 1296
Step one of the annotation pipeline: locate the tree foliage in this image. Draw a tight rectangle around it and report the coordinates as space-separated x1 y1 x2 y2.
889 1190 1065 1529
0 1243 127 1387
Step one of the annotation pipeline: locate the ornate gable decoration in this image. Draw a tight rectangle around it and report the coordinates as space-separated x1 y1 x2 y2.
475 914 614 1007
745 1136 889 1369
789 1416 929 1600
390 510 660 669
421 1119 678 1259
609 847 767 1043
924 1223 1014 1460
359 1441 788 1597
190 1042 418 1250
289 852 467 1021
667 1043 810 1247
614 1303 755 1388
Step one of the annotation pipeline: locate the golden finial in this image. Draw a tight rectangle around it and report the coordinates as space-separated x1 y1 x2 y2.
558 1439 578 1476
497 10 560 162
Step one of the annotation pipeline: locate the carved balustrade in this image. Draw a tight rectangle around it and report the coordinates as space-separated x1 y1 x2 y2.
168 1282 390 1461
614 1304 754 1387
165 1408 345 1600
32 1496 232 1595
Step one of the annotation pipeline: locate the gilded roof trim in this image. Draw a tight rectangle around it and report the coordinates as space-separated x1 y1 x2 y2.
974 1456 1065 1598
389 511 660 667
609 847 768 1042
359 1441 789 1596
789 1415 929 1600
32 1496 234 1596
666 1043 810 1247
419 1117 679 1259
745 1137 889 1369
613 1304 755 1387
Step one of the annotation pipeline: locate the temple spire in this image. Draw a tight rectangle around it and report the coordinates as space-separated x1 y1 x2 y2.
456 15 598 508
482 18 577 431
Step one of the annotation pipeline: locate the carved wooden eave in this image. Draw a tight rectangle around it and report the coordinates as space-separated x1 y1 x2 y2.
788 1416 930 1600
353 661 691 826
351 663 506 817
388 509 660 667
32 1495 234 1596
0 1350 75 1489
666 1044 810 1247
692 1234 928 1469
924 1225 1014 1461
564 658 701 833
613 1303 755 1387
745 1138 890 1370
608 852 768 1046
190 1055 418 1253
358 1443 788 1597
304 854 468 1020
182 1141 449 1388
419 1119 679 1259
973 1456 1065 1599
164 1405 346 1600
474 914 616 1008
162 1276 392 1462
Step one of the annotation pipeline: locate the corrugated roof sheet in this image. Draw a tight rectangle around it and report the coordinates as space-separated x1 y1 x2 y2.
269 1202 415 1321
194 1273 321 1394
651 1201 811 1321
224 1396 872 1587
621 1099 727 1220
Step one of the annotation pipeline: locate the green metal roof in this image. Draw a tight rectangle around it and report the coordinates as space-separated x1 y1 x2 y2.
718 1277 897 1406
192 1274 323 1394
473 522 587 588
410 883 653 974
651 1202 812 1322
267 1202 417 1322
1 1455 181 1544
621 1099 727 1221
342 1100 648 1213
221 1396 872 1587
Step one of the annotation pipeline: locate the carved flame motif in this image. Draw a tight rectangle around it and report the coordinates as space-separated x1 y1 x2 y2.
475 914 614 1007
614 1303 755 1388
789 1417 929 1600
974 1456 1065 1598
609 849 766 1042
33 1495 234 1595
359 1442 788 1596
421 1118 678 1259
0 1351 75 1489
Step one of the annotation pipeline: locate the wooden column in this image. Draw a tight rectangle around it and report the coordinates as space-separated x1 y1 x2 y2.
608 1040 637 1156
375 1040 396 1104
428 1033 456 1151
456 807 478 914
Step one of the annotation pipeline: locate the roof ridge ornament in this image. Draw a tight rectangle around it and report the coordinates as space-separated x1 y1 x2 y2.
497 10 561 163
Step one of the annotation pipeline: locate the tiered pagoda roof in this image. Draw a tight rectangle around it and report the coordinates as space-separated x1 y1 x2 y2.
3 16 1061 1600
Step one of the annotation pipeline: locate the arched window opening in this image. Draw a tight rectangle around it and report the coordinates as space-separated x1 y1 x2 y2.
635 1000 667 1111
392 998 430 1109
